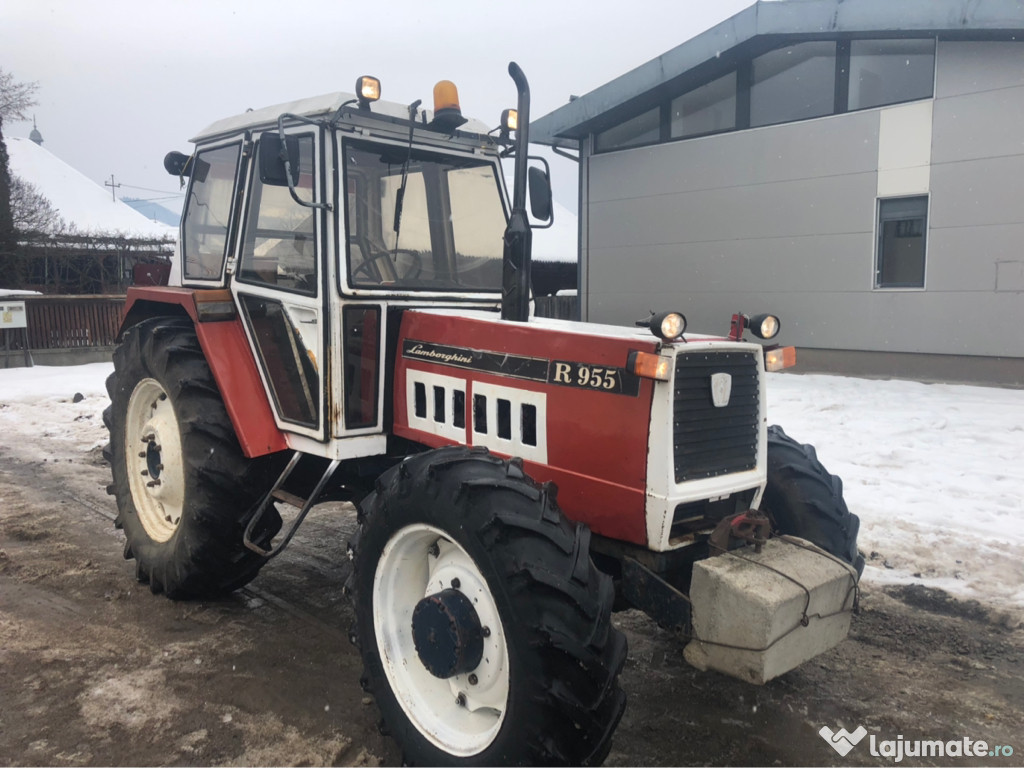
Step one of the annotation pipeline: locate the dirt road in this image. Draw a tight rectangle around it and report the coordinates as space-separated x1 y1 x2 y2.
1 416 1022 766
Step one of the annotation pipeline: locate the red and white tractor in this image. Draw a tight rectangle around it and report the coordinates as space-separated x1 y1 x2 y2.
104 64 863 765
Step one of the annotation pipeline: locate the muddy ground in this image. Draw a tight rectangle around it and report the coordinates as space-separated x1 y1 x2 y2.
1 432 1022 767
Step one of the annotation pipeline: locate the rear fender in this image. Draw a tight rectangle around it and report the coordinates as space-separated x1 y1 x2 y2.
119 287 288 458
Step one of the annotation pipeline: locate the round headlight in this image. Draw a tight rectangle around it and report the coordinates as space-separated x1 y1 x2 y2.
650 311 687 340
748 314 781 340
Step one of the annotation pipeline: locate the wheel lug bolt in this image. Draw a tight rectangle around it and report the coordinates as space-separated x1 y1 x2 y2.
165 515 172 522
456 693 466 707
481 626 491 637
138 452 146 458
451 578 461 589
468 674 478 686
146 480 161 488
141 470 149 476
159 393 167 401
156 464 164 471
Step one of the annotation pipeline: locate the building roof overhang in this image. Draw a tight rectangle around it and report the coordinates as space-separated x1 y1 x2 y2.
532 0 1024 149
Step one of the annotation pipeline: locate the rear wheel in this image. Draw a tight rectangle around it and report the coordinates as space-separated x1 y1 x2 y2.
104 317 282 598
348 446 627 766
762 425 864 575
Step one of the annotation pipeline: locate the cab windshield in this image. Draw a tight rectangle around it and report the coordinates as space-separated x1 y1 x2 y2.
343 139 507 291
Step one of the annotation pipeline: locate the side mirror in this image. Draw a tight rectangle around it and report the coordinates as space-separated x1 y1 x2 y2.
259 133 300 187
163 151 193 177
528 164 553 224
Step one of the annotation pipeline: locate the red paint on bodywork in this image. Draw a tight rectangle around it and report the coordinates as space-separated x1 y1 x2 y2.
394 311 659 546
193 320 289 457
121 287 287 458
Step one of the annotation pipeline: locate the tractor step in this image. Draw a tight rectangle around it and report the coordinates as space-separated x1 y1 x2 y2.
243 452 341 560
271 488 308 509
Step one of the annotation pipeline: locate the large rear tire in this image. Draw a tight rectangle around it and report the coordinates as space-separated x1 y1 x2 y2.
104 317 282 598
348 446 627 766
762 425 865 575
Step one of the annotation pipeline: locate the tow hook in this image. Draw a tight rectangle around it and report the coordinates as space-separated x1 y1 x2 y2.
709 510 771 555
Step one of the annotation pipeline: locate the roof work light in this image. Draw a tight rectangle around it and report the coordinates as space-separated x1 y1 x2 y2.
501 108 518 133
356 76 381 108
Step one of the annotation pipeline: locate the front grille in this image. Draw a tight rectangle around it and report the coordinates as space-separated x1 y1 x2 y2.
673 351 759 483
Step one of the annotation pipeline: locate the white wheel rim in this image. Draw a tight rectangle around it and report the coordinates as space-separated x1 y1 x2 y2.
373 523 510 756
125 378 185 543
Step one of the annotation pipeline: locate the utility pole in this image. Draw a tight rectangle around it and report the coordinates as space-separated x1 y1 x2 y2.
105 174 120 202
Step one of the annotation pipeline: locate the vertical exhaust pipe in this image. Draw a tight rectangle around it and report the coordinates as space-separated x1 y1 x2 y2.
501 62 532 322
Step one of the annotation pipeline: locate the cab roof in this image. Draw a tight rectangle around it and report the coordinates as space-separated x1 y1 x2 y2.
191 91 493 143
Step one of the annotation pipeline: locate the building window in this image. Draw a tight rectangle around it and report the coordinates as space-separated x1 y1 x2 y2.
751 42 837 127
670 72 736 139
594 107 660 152
849 39 935 111
589 35 938 155
876 196 927 288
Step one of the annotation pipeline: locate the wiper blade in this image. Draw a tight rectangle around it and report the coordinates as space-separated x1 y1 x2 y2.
392 99 422 257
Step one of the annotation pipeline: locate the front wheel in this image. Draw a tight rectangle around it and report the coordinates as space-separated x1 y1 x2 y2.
104 317 282 598
349 446 627 766
762 425 865 575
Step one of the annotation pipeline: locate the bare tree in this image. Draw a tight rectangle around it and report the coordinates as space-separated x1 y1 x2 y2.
0 68 39 123
1 69 41 278
10 175 64 234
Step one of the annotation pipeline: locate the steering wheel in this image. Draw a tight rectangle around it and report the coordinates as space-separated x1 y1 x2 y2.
353 249 423 283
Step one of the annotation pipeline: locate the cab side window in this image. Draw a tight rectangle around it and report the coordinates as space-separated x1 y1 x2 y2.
238 134 318 295
182 144 241 281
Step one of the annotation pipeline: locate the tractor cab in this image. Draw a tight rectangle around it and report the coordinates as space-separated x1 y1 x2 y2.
161 77 544 456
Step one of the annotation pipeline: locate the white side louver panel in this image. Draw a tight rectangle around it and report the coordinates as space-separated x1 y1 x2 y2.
470 381 547 465
405 369 468 444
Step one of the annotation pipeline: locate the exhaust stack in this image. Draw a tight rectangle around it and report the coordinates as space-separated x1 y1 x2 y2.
501 62 532 323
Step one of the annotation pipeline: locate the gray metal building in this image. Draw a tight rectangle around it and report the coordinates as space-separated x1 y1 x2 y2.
533 0 1024 385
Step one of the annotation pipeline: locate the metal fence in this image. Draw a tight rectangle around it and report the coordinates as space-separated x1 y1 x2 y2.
534 294 579 321
5 295 125 350
1 293 577 354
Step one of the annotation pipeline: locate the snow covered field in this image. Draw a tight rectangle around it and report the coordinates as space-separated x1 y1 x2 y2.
1 363 1021 612
768 374 1024 611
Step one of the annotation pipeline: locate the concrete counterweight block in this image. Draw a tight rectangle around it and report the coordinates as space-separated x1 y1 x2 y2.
683 536 859 684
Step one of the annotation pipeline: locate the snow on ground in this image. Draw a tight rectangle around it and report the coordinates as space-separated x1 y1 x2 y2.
1 363 1022 611
0 362 112 459
768 373 1024 611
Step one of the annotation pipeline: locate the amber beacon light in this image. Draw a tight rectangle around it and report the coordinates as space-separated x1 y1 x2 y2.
432 80 466 128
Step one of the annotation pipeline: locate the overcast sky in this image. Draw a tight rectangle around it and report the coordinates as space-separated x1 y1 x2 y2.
2 0 754 214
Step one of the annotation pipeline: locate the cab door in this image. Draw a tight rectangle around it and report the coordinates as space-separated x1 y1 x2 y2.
231 129 328 441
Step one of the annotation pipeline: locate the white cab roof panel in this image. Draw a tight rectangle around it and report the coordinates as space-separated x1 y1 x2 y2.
192 91 491 142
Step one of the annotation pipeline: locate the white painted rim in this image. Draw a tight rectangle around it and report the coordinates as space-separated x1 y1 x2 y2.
373 523 510 756
125 378 185 543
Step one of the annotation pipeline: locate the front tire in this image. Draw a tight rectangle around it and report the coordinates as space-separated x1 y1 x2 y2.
104 317 282 598
349 446 627 766
762 425 865 575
